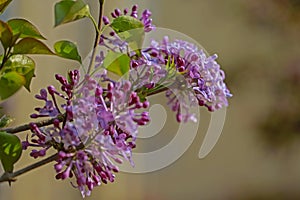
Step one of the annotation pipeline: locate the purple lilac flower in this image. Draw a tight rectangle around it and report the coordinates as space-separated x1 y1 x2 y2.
128 59 168 90
127 37 232 122
146 37 232 114
23 70 150 197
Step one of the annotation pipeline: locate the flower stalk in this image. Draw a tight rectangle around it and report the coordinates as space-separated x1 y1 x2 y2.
87 0 105 75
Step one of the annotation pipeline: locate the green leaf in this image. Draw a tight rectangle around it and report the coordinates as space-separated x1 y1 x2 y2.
103 51 130 76
2 55 35 91
0 0 12 14
7 18 46 40
0 71 25 100
23 67 34 91
0 115 13 128
0 55 35 99
111 16 144 33
54 0 91 27
13 38 54 55
0 131 22 173
54 40 81 63
110 16 145 52
0 20 13 49
119 29 145 53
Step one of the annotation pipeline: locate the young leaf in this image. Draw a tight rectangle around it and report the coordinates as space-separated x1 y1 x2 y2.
103 51 130 76
23 67 34 91
111 16 144 33
118 28 145 53
0 20 13 50
54 40 81 63
0 115 13 128
7 18 46 40
0 55 35 99
0 0 12 14
12 38 54 55
0 131 22 173
110 16 145 52
0 71 25 100
1 55 35 91
54 0 91 27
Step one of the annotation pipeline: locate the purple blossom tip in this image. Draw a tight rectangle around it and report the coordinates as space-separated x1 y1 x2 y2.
132 5 138 12
114 8 121 17
22 137 30 150
30 113 39 118
102 16 110 25
30 149 46 158
111 12 117 18
47 85 56 95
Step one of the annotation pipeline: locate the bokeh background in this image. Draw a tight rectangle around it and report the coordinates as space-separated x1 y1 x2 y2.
1 0 300 199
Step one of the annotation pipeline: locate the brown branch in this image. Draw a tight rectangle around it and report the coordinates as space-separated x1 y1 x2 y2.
0 114 64 134
0 153 58 183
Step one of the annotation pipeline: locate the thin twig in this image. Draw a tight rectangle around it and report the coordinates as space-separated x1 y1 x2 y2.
147 87 169 97
87 0 105 75
0 114 64 134
0 153 58 183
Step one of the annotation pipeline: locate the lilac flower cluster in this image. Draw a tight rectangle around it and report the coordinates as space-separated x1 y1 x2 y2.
23 4 232 198
98 33 231 122
147 37 232 112
23 70 150 197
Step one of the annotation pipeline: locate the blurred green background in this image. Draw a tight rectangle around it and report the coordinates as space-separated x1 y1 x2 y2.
1 0 300 199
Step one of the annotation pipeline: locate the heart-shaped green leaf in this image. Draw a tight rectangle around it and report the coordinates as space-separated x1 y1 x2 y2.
0 71 25 100
0 20 13 50
0 131 22 173
111 16 144 33
103 51 130 76
110 16 145 52
0 0 12 14
55 0 91 27
7 18 46 40
0 55 35 99
54 40 81 63
13 38 54 55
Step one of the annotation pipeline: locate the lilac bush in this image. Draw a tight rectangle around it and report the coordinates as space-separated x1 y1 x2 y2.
0 1 231 198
